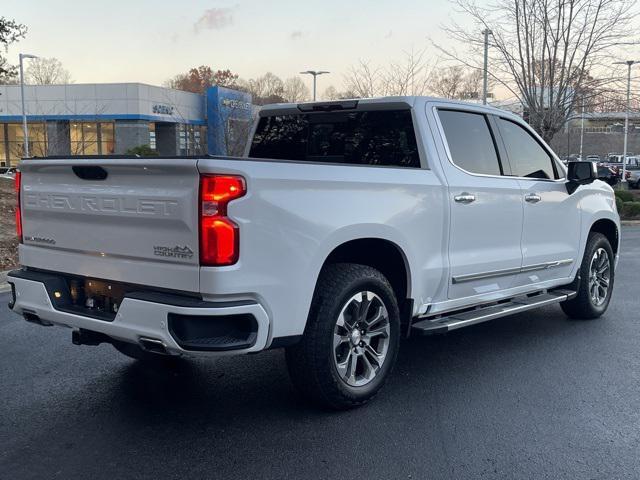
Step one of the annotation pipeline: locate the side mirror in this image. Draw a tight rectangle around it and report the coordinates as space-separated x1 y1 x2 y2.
566 161 597 194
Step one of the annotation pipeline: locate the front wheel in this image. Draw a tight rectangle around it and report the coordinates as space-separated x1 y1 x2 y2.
561 232 615 319
286 263 401 409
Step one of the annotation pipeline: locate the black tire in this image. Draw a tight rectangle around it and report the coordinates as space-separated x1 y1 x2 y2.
112 340 182 365
285 263 401 410
561 232 615 319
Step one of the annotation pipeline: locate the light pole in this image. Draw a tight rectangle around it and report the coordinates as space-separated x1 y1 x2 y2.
613 60 638 187
579 97 585 160
300 70 330 101
482 29 492 105
19 53 38 158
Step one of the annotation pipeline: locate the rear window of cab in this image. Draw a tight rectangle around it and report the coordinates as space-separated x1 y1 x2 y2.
249 110 420 168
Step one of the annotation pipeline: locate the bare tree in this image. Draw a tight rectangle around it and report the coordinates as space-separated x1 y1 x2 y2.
461 68 486 99
323 85 341 100
431 66 466 99
440 0 639 141
381 48 434 96
344 50 435 98
589 89 640 112
246 72 286 104
429 66 490 99
282 76 310 102
217 103 256 156
343 60 380 97
322 85 357 100
25 57 72 84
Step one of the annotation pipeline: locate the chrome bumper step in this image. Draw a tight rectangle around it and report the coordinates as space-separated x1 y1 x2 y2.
411 290 577 335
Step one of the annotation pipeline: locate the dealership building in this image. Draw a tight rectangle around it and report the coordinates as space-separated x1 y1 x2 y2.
0 83 253 166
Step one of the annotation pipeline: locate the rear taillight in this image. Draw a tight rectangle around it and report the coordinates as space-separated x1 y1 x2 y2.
15 171 22 242
199 174 246 266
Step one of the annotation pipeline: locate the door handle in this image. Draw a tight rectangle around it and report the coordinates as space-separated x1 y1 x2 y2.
525 193 542 203
454 193 476 204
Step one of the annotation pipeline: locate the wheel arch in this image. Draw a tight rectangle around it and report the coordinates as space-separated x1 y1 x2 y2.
320 238 412 302
590 218 619 255
312 237 414 334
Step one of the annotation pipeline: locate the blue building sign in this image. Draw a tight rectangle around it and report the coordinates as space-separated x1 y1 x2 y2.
206 86 254 156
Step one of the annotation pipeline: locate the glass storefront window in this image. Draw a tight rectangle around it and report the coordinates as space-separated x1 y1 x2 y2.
177 124 207 156
0 125 5 166
2 123 48 165
83 123 98 155
149 123 156 150
227 119 249 156
0 121 120 163
179 125 187 155
29 123 47 158
7 124 25 164
100 123 115 154
70 122 115 155
70 123 83 155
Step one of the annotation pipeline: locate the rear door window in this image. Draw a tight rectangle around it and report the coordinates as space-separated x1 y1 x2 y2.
249 110 420 168
437 109 503 176
497 118 558 180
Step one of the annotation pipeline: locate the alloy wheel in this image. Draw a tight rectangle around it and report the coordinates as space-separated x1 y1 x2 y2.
589 247 611 307
332 291 391 387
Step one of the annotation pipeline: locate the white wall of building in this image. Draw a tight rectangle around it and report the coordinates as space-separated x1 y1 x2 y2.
0 83 204 124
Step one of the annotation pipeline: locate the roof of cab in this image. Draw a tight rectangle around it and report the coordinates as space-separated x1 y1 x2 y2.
258 95 514 119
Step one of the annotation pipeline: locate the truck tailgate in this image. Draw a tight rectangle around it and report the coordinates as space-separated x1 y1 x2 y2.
18 158 201 292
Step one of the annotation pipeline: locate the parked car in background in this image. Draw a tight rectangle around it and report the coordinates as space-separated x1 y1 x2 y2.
597 165 620 187
626 156 640 168
0 167 17 181
627 168 640 189
607 165 632 183
603 156 637 185
608 154 624 164
586 155 601 162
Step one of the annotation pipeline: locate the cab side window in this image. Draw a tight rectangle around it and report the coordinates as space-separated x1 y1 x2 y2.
497 118 558 180
437 109 503 176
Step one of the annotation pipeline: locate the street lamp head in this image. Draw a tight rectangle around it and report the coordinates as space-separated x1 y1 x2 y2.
300 70 330 76
612 60 640 66
19 53 38 60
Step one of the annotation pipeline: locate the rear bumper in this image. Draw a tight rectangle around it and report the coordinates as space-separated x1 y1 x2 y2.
7 269 270 356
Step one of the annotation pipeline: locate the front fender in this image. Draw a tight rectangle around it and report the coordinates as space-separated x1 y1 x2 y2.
572 182 621 277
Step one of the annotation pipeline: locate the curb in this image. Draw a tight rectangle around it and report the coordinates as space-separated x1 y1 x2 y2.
0 269 14 294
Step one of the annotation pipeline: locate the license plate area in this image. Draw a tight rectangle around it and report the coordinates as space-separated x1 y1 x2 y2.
65 277 128 320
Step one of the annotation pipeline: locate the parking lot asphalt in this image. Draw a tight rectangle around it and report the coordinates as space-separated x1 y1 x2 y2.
1 227 639 480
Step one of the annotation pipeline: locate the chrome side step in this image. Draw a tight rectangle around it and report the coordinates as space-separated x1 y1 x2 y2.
411 290 577 336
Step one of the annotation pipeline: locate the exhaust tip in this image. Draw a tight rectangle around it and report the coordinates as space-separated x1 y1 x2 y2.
72 328 110 346
23 310 53 327
139 337 169 355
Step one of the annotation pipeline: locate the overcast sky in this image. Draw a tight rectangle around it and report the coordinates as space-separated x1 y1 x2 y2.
5 0 459 92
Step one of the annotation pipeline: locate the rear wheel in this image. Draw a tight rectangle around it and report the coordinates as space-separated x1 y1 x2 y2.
561 232 614 319
286 263 401 409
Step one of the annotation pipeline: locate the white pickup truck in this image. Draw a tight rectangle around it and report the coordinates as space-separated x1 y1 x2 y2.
8 97 620 409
